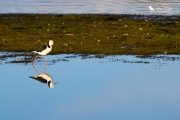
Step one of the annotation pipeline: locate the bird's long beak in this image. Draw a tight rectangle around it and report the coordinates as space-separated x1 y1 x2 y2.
54 82 58 85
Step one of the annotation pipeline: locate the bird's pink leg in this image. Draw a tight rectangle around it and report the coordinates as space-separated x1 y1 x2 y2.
44 56 48 66
32 54 39 65
44 64 48 73
32 63 41 74
32 54 40 74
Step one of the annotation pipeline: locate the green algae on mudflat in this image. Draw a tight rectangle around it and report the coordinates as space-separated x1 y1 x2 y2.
0 14 180 55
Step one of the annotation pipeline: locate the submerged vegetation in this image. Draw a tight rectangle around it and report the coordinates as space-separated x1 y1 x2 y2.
0 14 180 55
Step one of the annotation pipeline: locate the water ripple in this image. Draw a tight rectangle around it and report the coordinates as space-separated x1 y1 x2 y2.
0 0 180 15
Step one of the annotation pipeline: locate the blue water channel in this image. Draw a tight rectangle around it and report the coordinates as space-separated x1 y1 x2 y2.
0 0 180 15
0 53 180 120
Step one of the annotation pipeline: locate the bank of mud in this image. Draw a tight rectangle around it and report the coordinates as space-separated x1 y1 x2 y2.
0 14 180 55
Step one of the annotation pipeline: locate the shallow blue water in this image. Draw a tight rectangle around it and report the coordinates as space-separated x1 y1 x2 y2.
0 0 180 15
0 53 180 120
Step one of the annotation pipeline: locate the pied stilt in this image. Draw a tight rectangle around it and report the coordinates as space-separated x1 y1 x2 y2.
32 40 54 64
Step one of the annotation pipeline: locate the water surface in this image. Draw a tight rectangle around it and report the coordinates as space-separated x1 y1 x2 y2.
0 53 180 120
0 0 180 15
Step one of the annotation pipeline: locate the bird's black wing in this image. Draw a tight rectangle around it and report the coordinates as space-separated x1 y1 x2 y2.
36 44 47 52
29 76 47 83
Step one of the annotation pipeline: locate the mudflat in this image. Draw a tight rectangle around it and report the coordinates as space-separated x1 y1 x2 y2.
0 14 180 55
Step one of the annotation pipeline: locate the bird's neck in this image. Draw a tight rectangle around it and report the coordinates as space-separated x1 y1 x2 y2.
48 81 51 86
47 44 51 48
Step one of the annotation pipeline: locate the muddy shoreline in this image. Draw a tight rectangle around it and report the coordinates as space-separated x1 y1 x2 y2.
0 14 180 55
0 51 179 65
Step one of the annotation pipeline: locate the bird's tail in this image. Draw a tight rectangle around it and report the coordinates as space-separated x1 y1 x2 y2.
29 76 37 79
32 51 37 53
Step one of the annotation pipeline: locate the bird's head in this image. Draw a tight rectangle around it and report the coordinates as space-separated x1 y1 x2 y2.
48 81 58 89
49 82 54 88
49 40 54 46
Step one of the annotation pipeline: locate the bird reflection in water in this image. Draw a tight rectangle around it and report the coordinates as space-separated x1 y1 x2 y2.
30 62 58 89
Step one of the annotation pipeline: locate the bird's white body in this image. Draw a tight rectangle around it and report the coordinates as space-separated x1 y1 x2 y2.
30 73 57 88
32 40 54 64
32 40 53 56
33 46 52 56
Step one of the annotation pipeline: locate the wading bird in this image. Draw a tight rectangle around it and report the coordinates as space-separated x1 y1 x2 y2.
32 40 54 64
